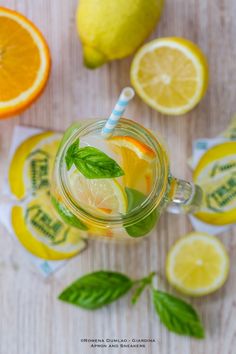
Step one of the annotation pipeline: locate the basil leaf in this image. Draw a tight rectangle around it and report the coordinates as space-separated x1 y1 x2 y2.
58 271 133 309
59 123 82 153
125 188 159 237
65 139 80 170
73 146 124 179
152 289 205 338
51 196 88 230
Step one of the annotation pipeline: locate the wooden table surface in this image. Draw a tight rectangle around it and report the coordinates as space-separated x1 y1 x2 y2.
1 1 236 353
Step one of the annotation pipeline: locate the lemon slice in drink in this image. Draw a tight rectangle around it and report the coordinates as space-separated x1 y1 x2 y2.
193 142 236 225
68 170 127 216
166 232 229 296
108 136 156 194
131 37 208 115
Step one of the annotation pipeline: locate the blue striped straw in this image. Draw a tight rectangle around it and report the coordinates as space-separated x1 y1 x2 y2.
101 87 135 138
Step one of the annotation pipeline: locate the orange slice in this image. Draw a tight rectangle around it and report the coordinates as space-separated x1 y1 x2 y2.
108 136 156 194
0 7 50 118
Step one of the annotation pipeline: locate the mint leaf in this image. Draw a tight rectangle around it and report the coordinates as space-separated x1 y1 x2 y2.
125 188 159 237
65 139 80 170
152 289 205 338
51 196 88 230
58 271 133 309
73 146 124 179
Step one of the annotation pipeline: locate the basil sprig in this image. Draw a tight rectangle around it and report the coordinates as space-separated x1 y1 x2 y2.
131 271 155 304
65 139 124 179
58 270 205 338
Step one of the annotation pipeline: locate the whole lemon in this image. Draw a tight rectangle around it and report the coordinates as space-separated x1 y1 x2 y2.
76 0 164 69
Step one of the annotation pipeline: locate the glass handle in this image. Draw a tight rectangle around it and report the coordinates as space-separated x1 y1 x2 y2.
167 177 203 214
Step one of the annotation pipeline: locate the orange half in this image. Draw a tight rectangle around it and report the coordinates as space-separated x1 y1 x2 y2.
0 7 51 118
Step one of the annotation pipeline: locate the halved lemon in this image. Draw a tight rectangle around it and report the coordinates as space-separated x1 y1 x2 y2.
108 135 156 194
166 232 229 296
0 7 50 118
131 37 208 115
9 132 61 199
193 142 236 225
68 170 127 216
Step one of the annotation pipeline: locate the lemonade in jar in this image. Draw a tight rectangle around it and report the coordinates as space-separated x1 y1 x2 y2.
51 116 202 240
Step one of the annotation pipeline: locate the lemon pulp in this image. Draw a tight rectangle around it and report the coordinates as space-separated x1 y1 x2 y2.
131 37 208 115
166 232 229 296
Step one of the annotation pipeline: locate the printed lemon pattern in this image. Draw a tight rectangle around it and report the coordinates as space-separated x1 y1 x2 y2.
193 142 236 225
9 131 87 260
11 192 87 260
9 132 61 199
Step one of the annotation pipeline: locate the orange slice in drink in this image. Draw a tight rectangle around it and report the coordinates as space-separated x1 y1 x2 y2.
108 136 156 194
0 7 50 118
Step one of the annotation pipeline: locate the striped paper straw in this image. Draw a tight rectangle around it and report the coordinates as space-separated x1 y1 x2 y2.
101 87 135 138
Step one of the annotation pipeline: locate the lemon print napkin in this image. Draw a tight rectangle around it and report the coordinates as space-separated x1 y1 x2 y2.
189 115 236 235
0 126 87 276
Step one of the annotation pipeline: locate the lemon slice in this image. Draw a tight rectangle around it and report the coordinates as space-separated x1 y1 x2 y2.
193 142 236 225
68 170 127 216
131 37 208 115
166 232 229 296
108 136 155 194
9 132 61 199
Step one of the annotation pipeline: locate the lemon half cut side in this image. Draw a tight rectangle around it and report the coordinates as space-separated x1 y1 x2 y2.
131 37 208 115
166 232 229 296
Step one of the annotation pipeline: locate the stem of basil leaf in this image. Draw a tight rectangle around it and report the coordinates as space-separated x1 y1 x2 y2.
131 272 156 304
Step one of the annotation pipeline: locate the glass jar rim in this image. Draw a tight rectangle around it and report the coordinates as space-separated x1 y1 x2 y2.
57 118 169 228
